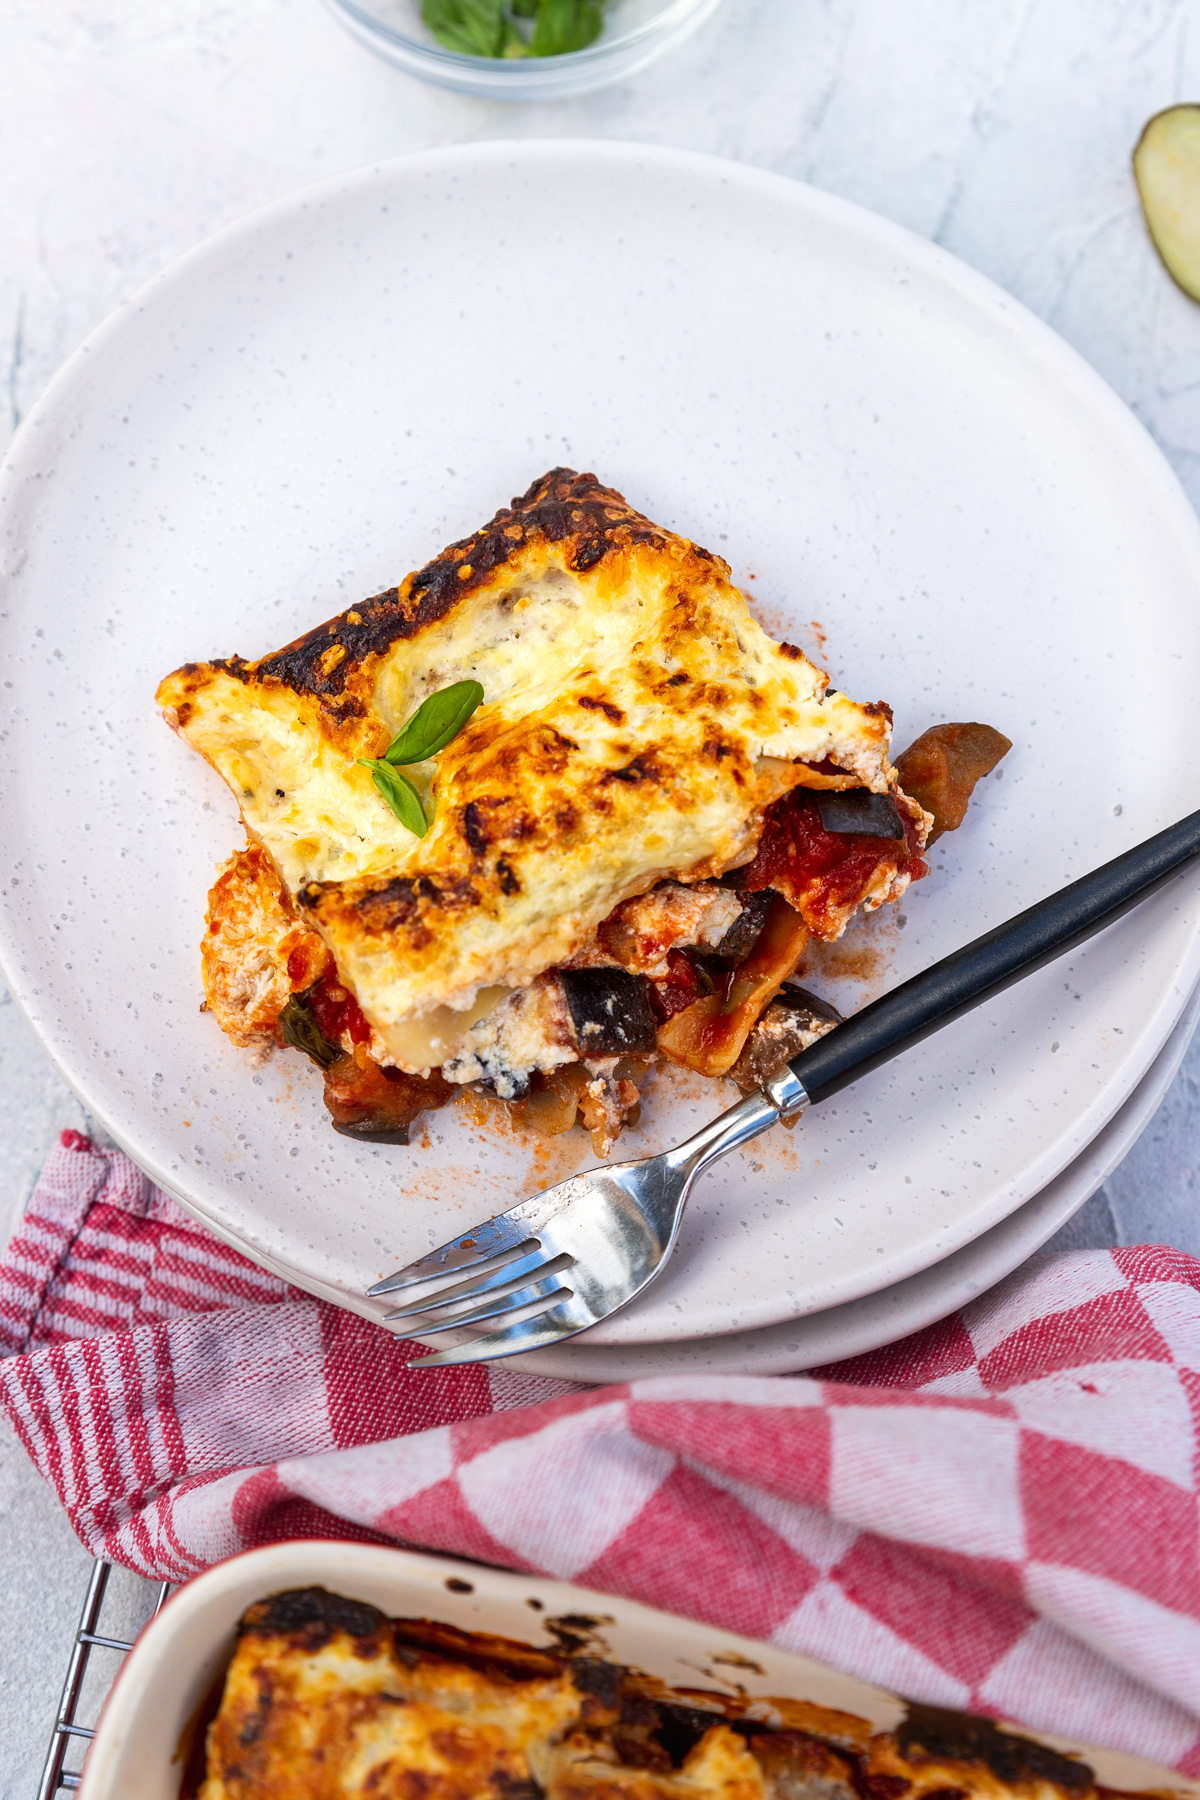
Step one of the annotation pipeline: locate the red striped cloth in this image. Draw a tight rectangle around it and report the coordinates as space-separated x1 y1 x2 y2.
2 1132 1200 1774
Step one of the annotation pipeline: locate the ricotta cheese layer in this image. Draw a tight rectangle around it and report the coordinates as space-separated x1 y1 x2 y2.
158 470 900 1052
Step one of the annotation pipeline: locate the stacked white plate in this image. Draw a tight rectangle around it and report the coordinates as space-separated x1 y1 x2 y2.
2 143 1199 1381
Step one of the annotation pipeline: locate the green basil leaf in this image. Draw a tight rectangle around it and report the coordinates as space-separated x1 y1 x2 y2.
510 0 538 15
531 0 604 55
384 679 484 765
359 759 429 837
421 0 506 55
500 17 533 54
278 994 342 1070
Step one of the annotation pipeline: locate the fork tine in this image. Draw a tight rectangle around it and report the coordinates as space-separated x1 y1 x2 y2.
408 1301 589 1368
368 1224 540 1296
391 1091 784 1365
368 1168 610 1298
408 1277 574 1336
382 1248 571 1321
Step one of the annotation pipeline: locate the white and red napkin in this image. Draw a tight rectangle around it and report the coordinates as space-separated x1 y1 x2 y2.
2 1131 1199 1774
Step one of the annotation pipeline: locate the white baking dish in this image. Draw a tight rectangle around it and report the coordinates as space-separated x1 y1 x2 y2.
77 1541 1197 1799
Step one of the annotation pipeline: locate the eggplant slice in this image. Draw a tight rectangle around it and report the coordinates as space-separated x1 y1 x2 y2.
331 1120 415 1145
814 788 906 840
710 889 775 960
729 986 843 1093
1134 104 1200 303
559 966 658 1056
893 722 1010 843
323 1056 452 1145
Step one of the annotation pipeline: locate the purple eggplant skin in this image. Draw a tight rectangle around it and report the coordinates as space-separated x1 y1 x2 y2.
730 986 844 1093
559 967 658 1055
711 890 774 961
331 1120 414 1145
814 788 906 839
780 981 844 1026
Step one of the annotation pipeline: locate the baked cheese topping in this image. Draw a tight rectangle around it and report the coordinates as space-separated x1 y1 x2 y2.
159 470 899 1051
196 1588 1113 1800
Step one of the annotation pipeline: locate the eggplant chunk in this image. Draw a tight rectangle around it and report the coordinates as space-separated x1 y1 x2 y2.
711 889 774 960
781 979 844 1025
730 988 843 1093
894 721 1010 843
1134 105 1200 302
559 966 658 1055
322 1053 451 1144
332 1120 416 1145
814 788 905 840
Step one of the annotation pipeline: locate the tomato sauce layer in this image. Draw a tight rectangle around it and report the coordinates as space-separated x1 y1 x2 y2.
309 970 373 1046
738 790 927 938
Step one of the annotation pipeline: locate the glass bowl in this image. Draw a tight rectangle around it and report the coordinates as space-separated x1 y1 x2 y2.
323 0 725 99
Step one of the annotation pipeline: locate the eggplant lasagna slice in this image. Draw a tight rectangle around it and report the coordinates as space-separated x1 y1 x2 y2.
159 469 1007 1151
195 1588 1120 1800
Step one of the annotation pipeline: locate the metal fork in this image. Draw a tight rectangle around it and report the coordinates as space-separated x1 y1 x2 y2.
369 805 1200 1367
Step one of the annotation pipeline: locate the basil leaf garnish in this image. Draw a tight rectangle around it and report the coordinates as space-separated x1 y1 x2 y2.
354 681 480 836
278 994 342 1070
499 17 533 53
384 679 484 766
421 0 507 55
358 759 429 837
531 0 603 54
422 0 604 57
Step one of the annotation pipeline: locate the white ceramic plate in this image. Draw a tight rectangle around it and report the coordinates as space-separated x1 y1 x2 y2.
78 1540 1198 1799
3 142 1200 1347
516 978 1200 1378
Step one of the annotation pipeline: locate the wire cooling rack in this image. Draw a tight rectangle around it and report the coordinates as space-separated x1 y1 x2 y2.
37 1559 171 1797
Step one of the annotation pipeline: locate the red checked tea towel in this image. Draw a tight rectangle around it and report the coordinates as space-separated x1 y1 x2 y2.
2 1133 1200 1774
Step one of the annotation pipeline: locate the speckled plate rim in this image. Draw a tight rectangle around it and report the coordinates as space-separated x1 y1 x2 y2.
510 976 1200 1378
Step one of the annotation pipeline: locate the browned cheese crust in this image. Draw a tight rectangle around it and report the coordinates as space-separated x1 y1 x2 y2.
159 470 905 1053
217 471 675 723
197 1588 1117 1800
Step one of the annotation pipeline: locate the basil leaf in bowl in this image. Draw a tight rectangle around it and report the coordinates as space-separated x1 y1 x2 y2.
422 0 604 58
531 0 603 53
421 0 511 56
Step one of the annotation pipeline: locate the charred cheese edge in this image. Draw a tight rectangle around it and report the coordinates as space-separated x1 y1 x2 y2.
197 1588 1123 1800
158 470 902 1061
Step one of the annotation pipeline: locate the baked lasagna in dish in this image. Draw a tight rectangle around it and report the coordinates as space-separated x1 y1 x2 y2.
158 469 1007 1151
194 1587 1122 1800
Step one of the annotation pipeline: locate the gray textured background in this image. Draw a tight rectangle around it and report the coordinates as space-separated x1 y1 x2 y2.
3 0 1200 1790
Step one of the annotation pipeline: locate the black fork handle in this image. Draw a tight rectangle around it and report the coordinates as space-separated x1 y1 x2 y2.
787 807 1200 1107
